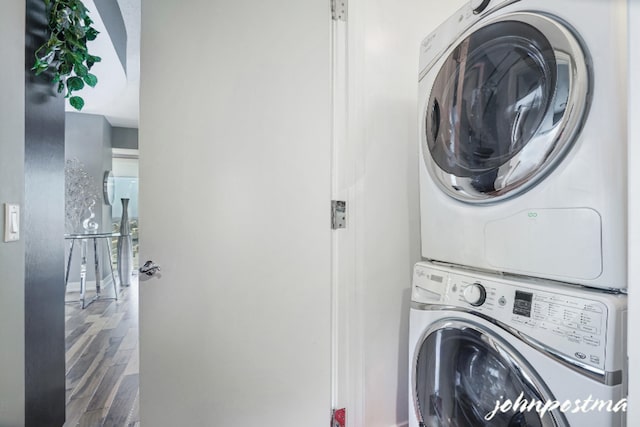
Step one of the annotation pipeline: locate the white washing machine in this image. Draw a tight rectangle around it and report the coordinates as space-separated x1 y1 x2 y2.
418 0 628 290
409 262 627 427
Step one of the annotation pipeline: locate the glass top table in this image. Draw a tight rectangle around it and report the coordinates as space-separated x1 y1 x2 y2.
65 232 121 239
64 232 121 308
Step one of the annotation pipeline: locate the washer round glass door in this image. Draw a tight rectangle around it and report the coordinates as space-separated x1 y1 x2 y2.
412 320 567 427
423 13 590 202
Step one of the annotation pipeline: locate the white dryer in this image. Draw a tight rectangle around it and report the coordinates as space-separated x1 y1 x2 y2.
409 262 627 427
417 0 628 290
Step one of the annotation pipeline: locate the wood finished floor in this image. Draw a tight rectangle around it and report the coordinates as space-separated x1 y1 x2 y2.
63 278 140 427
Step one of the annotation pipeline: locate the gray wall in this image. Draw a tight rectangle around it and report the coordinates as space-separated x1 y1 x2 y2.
24 0 67 423
65 112 113 283
112 126 139 149
94 0 127 70
0 1 26 425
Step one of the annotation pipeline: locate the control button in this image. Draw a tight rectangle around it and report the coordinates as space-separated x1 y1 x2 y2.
567 334 582 344
563 310 579 320
463 283 486 306
538 322 549 330
498 296 507 306
579 325 598 334
583 337 601 346
564 321 579 330
584 304 603 313
590 355 600 364
552 328 566 337
471 0 491 14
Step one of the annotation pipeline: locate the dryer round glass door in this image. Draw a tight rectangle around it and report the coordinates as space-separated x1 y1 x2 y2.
412 320 568 427
422 13 590 203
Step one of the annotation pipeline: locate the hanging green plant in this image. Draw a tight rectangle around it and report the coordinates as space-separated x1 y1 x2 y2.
32 0 102 111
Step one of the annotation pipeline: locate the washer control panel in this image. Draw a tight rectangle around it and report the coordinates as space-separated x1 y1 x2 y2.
463 282 486 306
412 264 608 370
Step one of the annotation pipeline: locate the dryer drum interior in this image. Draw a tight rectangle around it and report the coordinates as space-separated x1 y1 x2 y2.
423 13 590 203
413 321 567 427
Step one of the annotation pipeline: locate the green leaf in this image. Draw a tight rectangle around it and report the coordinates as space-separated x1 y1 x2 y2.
86 54 101 70
74 1 88 15
64 50 83 65
74 62 88 77
72 24 86 39
32 58 43 70
86 27 99 41
33 59 50 75
42 49 56 65
66 76 84 91
69 96 85 111
59 62 72 75
65 33 87 53
83 73 97 87
31 0 101 108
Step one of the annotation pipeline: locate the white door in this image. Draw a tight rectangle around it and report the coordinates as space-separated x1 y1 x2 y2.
138 1 332 426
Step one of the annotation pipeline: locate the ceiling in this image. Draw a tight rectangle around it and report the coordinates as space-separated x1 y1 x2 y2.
64 0 140 129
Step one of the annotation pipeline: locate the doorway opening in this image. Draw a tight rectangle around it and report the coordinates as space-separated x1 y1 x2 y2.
63 148 140 427
61 0 141 425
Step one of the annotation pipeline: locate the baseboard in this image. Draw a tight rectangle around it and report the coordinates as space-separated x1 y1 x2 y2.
394 422 409 427
66 274 116 294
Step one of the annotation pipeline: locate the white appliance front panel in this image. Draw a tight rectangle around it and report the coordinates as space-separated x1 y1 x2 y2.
484 208 603 280
409 308 627 427
412 262 627 373
417 0 628 290
414 269 607 371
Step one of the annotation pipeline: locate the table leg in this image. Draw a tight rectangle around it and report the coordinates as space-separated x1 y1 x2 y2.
65 239 75 290
80 239 88 309
105 237 118 301
94 237 101 296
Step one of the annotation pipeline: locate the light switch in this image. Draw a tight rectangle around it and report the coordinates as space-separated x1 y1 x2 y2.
10 212 18 233
4 204 19 242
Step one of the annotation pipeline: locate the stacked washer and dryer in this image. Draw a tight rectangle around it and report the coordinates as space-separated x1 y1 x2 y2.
410 0 628 426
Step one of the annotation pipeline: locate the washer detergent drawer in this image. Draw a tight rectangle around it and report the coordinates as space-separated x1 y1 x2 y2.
484 208 602 280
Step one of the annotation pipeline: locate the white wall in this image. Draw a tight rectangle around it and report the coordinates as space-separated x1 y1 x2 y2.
627 0 639 424
349 1 465 425
0 0 26 425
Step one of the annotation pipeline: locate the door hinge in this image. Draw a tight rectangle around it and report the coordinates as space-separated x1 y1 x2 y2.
331 200 346 230
332 408 346 427
331 0 347 21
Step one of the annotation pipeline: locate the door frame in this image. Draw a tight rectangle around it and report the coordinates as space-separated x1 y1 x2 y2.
331 0 367 424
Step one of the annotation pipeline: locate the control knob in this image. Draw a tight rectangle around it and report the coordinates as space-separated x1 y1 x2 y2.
463 283 487 306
